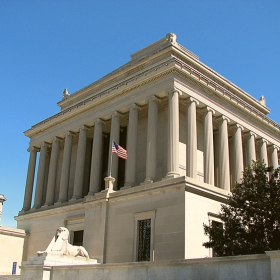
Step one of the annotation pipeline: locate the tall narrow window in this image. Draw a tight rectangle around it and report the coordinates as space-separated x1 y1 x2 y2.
133 210 156 262
73 230 84 246
138 219 151 261
211 221 223 257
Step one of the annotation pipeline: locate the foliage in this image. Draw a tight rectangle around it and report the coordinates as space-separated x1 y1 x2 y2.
203 161 280 256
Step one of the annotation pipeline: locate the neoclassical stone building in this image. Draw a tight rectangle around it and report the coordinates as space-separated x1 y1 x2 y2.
17 34 280 263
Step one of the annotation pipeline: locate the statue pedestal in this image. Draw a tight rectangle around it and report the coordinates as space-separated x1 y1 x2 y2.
20 252 99 280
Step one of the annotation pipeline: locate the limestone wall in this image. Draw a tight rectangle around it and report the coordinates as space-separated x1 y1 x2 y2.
20 253 274 280
0 227 26 275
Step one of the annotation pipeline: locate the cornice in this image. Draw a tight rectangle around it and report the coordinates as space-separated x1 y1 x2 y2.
85 176 228 205
24 40 280 139
0 226 27 238
24 66 176 138
172 55 269 114
172 67 280 134
15 200 85 221
58 51 173 110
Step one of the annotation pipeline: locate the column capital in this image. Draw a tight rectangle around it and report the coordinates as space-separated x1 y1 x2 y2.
167 87 182 96
64 131 76 137
111 111 124 118
184 96 199 106
27 146 40 152
78 125 90 131
40 142 51 149
127 103 142 111
268 144 279 152
201 106 215 115
230 123 244 131
93 118 106 125
216 115 230 123
256 138 269 145
52 136 63 143
244 130 257 139
145 95 161 103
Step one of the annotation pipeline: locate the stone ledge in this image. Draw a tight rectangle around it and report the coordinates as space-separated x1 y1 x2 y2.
22 252 99 267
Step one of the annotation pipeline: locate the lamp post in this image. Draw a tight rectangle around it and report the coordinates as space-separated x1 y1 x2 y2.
0 194 7 225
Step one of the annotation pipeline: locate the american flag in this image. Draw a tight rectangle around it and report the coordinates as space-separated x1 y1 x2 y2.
112 141 127 159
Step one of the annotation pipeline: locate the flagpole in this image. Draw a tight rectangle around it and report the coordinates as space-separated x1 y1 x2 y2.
108 141 113 177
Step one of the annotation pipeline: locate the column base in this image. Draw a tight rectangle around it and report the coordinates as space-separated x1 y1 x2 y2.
121 183 134 190
19 209 28 215
41 204 51 209
68 196 84 204
54 200 67 206
164 172 180 179
141 178 155 185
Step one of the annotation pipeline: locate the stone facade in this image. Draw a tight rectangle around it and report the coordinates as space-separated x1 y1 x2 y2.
0 226 26 275
16 34 280 264
20 251 280 280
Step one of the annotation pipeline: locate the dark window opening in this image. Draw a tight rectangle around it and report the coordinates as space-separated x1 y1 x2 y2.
138 219 151 261
117 126 127 190
212 221 223 257
73 230 84 246
101 133 110 191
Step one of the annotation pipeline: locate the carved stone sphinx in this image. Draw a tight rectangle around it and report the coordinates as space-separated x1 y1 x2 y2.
37 227 89 258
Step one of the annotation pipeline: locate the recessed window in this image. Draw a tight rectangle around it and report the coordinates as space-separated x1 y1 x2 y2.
138 219 151 261
73 230 84 246
211 221 223 257
133 210 156 262
207 212 223 258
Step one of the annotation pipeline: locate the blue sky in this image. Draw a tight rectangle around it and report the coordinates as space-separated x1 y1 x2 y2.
1 1 279 227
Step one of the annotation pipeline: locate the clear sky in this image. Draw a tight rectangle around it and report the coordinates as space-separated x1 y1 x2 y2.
1 1 279 228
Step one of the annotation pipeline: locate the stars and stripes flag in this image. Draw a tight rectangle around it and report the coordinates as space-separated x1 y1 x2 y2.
112 141 127 159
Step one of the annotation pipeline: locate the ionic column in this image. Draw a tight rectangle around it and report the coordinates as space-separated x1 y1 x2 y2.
44 137 61 206
124 104 140 188
202 107 215 185
246 131 256 166
145 96 160 183
33 142 50 208
88 119 104 195
232 124 244 183
108 112 121 189
166 89 180 178
270 145 279 169
22 147 39 211
57 131 75 203
72 125 89 200
217 115 230 191
186 97 199 178
259 138 268 166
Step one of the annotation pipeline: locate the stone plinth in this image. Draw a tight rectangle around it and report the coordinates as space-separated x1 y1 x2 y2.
20 253 99 280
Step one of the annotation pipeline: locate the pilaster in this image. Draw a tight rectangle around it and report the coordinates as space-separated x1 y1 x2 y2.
33 142 50 209
22 147 39 211
231 123 244 184
44 137 62 206
57 131 75 203
202 106 215 185
88 119 105 195
185 97 199 179
144 96 161 184
71 125 90 200
124 104 141 188
165 89 181 178
217 115 230 191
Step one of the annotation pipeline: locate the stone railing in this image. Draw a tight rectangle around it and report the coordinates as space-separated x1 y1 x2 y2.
19 250 280 280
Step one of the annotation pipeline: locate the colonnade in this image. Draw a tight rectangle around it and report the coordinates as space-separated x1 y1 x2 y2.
21 89 279 212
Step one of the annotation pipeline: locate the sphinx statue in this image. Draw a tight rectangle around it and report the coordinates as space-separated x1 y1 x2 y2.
37 227 89 258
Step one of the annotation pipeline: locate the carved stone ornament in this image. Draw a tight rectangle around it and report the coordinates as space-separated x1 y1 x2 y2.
259 95 266 106
166 33 177 44
62 89 70 99
37 227 89 258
